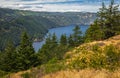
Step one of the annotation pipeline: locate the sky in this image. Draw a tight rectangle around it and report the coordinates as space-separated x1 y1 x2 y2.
0 0 120 12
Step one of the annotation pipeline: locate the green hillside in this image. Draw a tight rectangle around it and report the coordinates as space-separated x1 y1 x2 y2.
5 34 120 78
0 8 96 50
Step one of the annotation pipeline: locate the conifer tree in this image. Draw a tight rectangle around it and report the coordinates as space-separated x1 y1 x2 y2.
45 33 52 45
38 33 58 63
85 20 104 42
60 34 67 45
72 25 83 46
85 0 120 40
16 32 37 70
68 34 74 47
38 33 52 63
51 33 58 48
0 41 16 72
98 0 120 38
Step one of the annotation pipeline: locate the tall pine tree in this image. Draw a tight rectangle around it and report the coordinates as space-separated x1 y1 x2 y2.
0 41 16 72
85 20 104 42
85 0 120 40
68 34 75 47
72 25 83 46
60 34 67 46
16 32 37 70
38 33 58 63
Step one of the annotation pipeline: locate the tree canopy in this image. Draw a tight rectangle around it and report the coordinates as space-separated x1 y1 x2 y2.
85 0 120 41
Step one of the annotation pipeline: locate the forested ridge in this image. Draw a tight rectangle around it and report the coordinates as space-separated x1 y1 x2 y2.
0 8 96 50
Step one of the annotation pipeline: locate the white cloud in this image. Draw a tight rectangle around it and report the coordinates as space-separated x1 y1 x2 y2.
23 4 100 12
0 0 120 12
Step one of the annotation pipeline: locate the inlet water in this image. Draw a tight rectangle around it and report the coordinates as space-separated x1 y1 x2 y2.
33 25 89 52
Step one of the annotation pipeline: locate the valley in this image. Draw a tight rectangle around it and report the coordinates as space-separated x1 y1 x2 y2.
0 8 96 50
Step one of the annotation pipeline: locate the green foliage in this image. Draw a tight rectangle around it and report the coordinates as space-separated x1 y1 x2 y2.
0 41 16 72
92 44 100 52
38 25 84 65
51 33 58 47
38 32 70 64
0 15 57 51
69 57 89 70
98 0 120 39
104 45 120 70
0 70 7 77
60 34 67 46
0 7 96 51
90 53 106 70
42 58 65 74
72 25 83 46
68 34 75 47
38 33 57 63
21 72 31 78
68 26 83 47
85 21 105 42
85 0 120 41
67 44 120 71
35 44 120 75
0 32 39 72
16 32 39 70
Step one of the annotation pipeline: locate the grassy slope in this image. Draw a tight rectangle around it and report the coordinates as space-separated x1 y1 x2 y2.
43 69 120 78
9 35 120 78
42 35 120 78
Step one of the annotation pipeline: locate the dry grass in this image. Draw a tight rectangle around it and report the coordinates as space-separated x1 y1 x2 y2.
42 35 120 78
8 70 30 78
8 69 120 78
42 69 120 78
8 35 120 78
65 35 120 63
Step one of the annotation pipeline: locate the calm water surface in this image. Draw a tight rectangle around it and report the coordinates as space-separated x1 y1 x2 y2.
33 25 89 52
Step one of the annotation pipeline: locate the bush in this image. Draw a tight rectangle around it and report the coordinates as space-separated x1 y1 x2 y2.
0 70 7 78
104 45 120 70
67 44 120 71
21 72 31 78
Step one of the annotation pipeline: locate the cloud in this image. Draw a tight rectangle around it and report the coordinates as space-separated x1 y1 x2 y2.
0 0 120 12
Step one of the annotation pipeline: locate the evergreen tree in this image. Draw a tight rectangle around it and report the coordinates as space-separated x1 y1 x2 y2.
51 33 58 48
0 41 16 72
16 32 38 70
45 33 52 45
38 34 52 63
68 34 74 47
38 33 58 63
85 20 104 42
98 0 120 38
60 34 67 46
85 0 120 40
72 25 83 46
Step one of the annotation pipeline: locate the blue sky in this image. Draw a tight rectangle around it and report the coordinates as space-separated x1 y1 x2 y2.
0 0 120 12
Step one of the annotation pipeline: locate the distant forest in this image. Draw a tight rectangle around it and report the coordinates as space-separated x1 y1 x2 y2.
0 8 96 50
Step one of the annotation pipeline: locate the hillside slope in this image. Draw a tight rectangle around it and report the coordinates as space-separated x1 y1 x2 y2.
9 35 120 78
42 35 120 78
0 8 96 50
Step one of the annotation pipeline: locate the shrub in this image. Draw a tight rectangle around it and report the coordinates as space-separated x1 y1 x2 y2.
104 45 120 70
21 72 30 78
0 70 7 78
